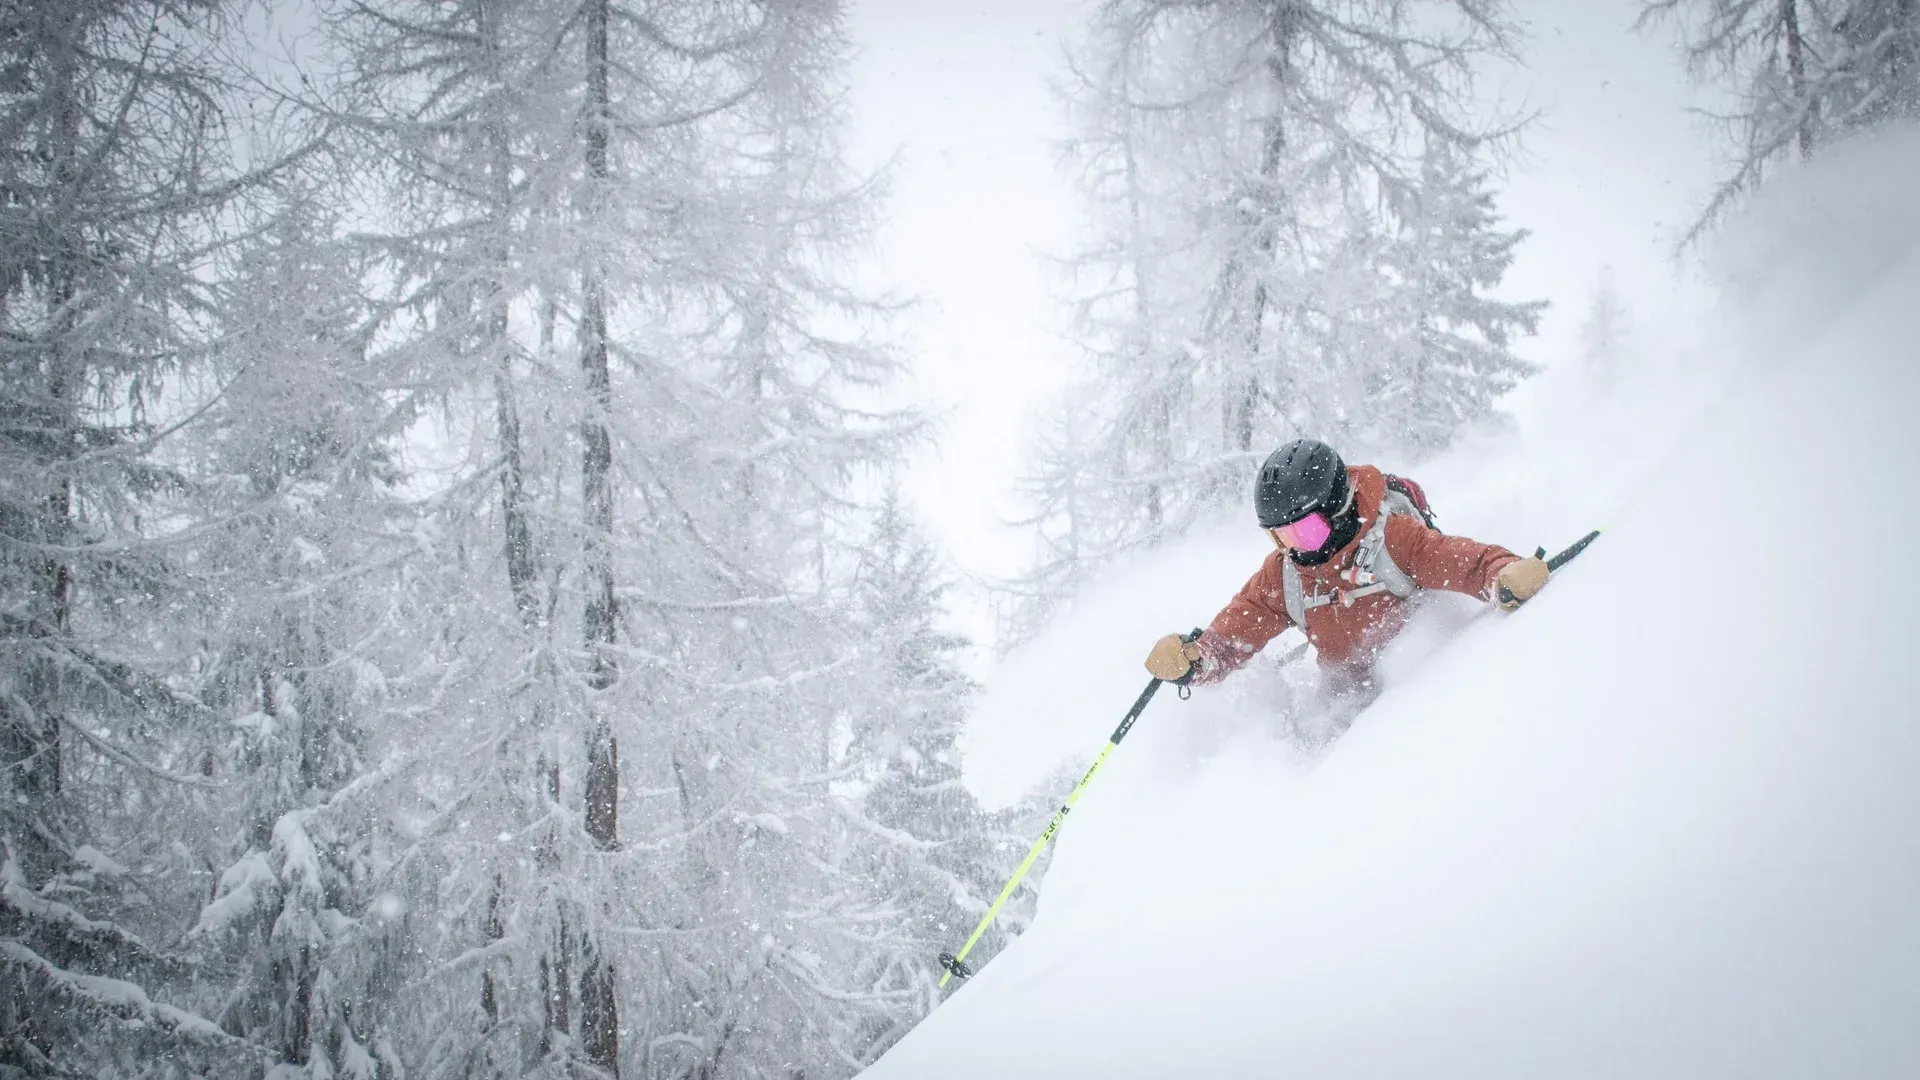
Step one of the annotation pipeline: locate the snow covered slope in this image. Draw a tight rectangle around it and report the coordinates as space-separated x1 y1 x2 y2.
865 129 1920 1078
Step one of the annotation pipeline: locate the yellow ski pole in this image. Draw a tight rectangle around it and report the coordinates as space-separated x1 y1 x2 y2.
937 629 1200 988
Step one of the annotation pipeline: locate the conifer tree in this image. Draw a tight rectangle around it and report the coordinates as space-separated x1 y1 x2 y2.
0 1 1015 1075
1641 0 1920 240
0 1 299 1074
847 491 1049 1016
182 182 420 1076
1019 0 1540 614
1578 267 1633 392
287 0 958 1075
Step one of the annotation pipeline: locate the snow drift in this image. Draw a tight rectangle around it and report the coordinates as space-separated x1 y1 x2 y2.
866 127 1920 1078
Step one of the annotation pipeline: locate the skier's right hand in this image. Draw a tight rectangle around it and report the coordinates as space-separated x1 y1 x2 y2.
1146 633 1201 684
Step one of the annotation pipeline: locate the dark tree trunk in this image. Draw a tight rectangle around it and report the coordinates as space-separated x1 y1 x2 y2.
580 0 621 858
479 0 539 623
481 876 505 1023
539 916 572 1054
580 0 621 854
578 1 620 1073
288 945 314 1064
585 723 618 848
7 22 81 869
1782 0 1815 159
580 0 618 707
496 367 537 619
578 943 619 1076
1236 0 1299 453
470 1 552 1044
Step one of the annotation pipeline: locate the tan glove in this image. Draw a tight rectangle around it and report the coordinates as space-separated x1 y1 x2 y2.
1494 556 1550 610
1145 633 1202 683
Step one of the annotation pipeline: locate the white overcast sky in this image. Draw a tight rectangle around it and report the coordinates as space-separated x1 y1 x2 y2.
837 0 1726 610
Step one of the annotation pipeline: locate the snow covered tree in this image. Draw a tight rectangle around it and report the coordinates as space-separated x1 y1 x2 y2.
291 0 636 1069
275 0 971 1075
1368 139 1543 456
1015 0 1541 617
178 180 423 1076
841 492 992 1001
845 492 1057 1016
0 1 301 1074
1641 0 1920 241
1002 398 1105 642
0 0 1012 1074
1578 267 1633 392
1826 0 1920 127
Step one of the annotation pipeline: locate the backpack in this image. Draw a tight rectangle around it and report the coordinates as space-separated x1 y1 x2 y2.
1384 475 1436 530
1279 473 1437 627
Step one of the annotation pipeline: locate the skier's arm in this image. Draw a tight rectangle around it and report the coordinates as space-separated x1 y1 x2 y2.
1384 515 1520 603
1191 554 1295 685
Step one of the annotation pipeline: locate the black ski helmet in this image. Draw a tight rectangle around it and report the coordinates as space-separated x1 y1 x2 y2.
1254 439 1350 529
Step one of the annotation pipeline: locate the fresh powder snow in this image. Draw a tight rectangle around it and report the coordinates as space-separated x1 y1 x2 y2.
864 126 1920 1080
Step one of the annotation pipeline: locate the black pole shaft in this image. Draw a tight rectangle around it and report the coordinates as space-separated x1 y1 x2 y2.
1108 678 1162 745
1546 530 1601 572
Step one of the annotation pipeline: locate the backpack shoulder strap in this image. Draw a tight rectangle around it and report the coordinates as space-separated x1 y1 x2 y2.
1282 553 1344 623
1281 556 1307 626
1356 495 1419 599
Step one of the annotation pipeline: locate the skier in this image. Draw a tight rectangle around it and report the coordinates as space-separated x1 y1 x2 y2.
1145 439 1550 699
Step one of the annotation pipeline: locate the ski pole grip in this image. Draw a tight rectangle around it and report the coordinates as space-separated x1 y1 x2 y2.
1498 552 1542 608
1501 531 1602 609
1164 627 1205 689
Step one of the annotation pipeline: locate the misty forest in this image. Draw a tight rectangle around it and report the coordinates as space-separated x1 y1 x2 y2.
3 0 1916 1077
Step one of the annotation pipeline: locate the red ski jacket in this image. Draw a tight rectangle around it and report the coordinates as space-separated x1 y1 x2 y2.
1192 466 1518 683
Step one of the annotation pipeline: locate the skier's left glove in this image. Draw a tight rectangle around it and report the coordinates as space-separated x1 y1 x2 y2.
1494 556 1550 610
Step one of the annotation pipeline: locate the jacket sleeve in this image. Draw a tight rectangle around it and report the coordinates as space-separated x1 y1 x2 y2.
1191 554 1295 685
1383 515 1519 602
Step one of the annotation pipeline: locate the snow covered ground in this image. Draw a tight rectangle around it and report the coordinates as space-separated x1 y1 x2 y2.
864 128 1920 1078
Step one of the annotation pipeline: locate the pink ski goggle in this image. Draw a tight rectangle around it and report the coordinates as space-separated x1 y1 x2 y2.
1269 512 1332 552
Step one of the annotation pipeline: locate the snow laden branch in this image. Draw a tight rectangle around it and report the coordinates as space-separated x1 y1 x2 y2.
1640 0 1920 244
0 940 265 1058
